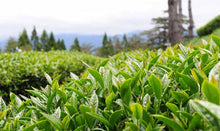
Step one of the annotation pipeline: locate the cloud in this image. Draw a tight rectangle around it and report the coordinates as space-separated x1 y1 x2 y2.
0 0 219 37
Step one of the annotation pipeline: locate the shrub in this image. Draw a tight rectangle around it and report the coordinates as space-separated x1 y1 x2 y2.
0 35 220 130
0 51 101 100
197 15 220 36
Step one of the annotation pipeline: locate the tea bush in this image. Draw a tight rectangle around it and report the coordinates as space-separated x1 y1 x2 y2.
0 35 220 130
0 51 101 99
197 15 220 36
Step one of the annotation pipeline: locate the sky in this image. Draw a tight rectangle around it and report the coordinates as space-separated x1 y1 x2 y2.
0 0 219 38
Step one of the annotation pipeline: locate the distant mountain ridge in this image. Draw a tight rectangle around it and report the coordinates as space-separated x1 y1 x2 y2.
0 30 143 50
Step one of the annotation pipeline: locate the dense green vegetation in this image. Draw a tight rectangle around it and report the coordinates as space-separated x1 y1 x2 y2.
191 28 220 45
197 15 220 36
5 28 66 52
0 51 101 100
0 35 220 130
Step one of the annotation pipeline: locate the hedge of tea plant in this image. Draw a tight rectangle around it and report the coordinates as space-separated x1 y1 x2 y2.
0 51 101 99
197 15 220 36
0 35 220 130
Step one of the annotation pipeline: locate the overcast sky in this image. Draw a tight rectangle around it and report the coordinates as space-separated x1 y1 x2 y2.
0 0 219 38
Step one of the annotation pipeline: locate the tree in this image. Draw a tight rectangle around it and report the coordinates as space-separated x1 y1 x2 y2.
152 17 169 45
101 33 109 57
31 27 41 51
5 37 18 52
81 43 94 54
57 39 66 50
113 36 123 54
18 29 31 47
47 32 56 51
60 39 66 50
40 30 48 51
188 0 194 40
122 34 129 51
107 38 114 56
178 0 183 41
70 38 81 51
168 0 181 45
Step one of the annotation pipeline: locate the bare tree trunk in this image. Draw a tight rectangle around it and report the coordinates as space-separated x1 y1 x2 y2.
188 0 194 40
168 0 180 46
178 0 183 41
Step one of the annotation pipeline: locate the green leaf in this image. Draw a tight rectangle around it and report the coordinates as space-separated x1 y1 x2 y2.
125 122 138 131
148 55 160 70
70 72 79 80
104 70 112 91
187 113 202 131
88 68 104 88
177 73 198 94
176 111 193 120
153 115 184 131
86 112 111 127
97 59 109 71
90 92 98 113
189 100 220 130
23 120 47 131
0 97 6 112
120 79 131 105
74 125 85 131
130 103 143 126
65 103 77 116
79 105 94 128
212 35 220 48
166 102 179 115
66 87 86 101
191 69 207 86
209 62 220 89
202 80 220 105
10 92 22 107
148 74 162 99
109 110 123 127
0 109 9 119
62 115 70 130
142 94 151 109
41 113 62 131
44 72 52 85
47 83 58 114
130 71 140 90
172 91 189 104
106 92 115 109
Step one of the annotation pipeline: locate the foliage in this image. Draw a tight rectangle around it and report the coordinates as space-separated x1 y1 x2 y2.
31 27 41 51
191 28 220 45
0 35 220 130
18 29 31 48
5 37 18 52
197 15 220 36
100 33 114 57
0 51 101 100
70 38 81 52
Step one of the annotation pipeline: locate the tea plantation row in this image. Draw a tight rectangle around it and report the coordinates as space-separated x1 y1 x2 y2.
0 35 220 130
0 51 101 100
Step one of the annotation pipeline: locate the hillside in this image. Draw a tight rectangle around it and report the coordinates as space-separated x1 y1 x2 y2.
191 28 220 45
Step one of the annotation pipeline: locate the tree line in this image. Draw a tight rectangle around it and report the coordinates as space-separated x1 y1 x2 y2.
5 27 66 52
3 0 194 55
70 32 151 57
